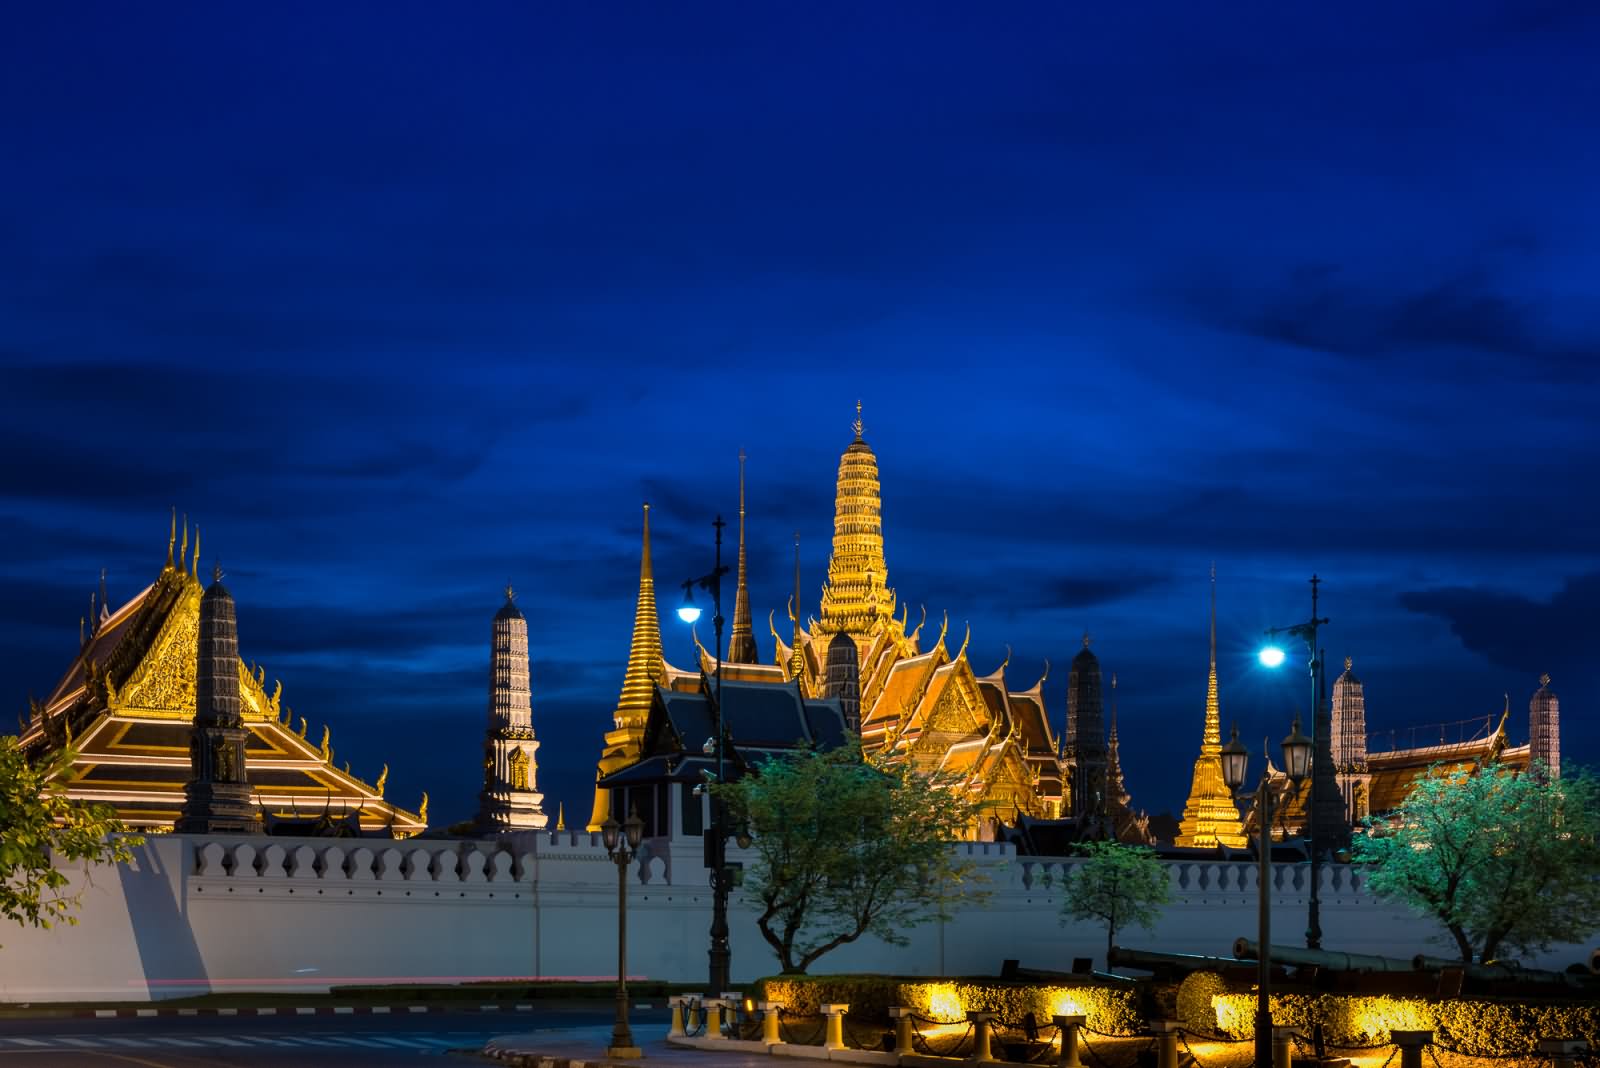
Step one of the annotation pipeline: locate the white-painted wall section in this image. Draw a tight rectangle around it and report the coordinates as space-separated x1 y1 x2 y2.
0 831 1587 1002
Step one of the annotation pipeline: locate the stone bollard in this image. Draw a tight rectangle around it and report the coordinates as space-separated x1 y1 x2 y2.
1538 1038 1590 1068
759 1001 783 1046
1052 1014 1087 1068
1391 1030 1433 1068
890 1007 916 1056
722 991 744 1038
668 995 688 1038
823 1004 851 1051
704 998 726 1041
969 1011 1001 1064
684 993 704 1036
1150 1020 1180 1068
1271 1026 1300 1068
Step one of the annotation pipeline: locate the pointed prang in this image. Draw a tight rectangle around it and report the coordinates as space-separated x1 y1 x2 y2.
728 449 758 663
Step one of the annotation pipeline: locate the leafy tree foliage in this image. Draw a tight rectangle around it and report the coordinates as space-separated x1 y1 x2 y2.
1 737 142 944
1352 762 1600 964
1060 839 1171 968
716 740 984 974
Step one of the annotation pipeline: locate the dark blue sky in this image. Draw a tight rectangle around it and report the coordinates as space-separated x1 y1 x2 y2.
3 3 1597 827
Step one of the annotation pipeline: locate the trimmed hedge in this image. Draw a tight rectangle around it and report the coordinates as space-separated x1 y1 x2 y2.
1175 971 1229 1035
754 975 1142 1035
1212 992 1600 1056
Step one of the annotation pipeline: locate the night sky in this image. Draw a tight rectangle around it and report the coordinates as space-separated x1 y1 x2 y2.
3 4 1597 828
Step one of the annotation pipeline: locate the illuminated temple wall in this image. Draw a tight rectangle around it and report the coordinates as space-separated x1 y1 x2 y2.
3 829 1594 1002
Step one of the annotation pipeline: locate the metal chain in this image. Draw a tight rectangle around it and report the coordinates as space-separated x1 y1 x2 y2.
909 1017 974 1057
1432 1033 1535 1061
842 1016 889 1051
776 1008 825 1046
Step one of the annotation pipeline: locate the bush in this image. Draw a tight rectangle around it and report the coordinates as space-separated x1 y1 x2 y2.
1211 992 1600 1056
1175 971 1229 1035
753 975 1142 1034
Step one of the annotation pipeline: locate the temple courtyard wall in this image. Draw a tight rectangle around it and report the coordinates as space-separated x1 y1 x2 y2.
0 831 1589 1002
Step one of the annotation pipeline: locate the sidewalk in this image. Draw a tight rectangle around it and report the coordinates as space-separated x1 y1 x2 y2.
484 1025 776 1068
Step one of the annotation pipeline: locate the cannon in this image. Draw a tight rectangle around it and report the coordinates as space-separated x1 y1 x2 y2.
1412 954 1591 987
1232 939 1415 973
1108 946 1253 973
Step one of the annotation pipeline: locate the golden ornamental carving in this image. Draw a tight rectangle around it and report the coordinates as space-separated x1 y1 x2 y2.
118 583 201 714
319 725 331 762
375 764 388 797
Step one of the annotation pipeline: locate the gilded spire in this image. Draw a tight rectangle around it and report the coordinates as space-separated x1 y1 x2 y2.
728 449 758 663
1205 562 1219 750
556 802 566 831
1175 565 1246 849
167 508 177 569
789 531 805 678
179 515 188 573
614 503 664 730
192 526 201 580
1107 672 1130 808
819 404 896 635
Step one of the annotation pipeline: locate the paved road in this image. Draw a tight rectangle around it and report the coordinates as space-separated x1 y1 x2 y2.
0 1003 635 1066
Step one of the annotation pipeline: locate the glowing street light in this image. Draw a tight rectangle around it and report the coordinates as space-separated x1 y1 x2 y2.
1258 645 1287 669
677 585 703 625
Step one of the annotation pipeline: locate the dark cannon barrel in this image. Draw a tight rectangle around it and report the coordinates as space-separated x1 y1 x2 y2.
1232 939 1415 973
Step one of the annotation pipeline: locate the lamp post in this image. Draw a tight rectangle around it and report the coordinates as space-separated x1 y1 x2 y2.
1260 573 1337 950
678 516 732 995
602 806 646 1059
1221 718 1311 1068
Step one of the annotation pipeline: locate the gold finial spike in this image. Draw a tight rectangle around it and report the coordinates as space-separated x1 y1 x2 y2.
167 508 176 568
319 724 331 760
1540 672 1551 688
505 582 515 603
556 801 566 831
375 764 388 796
1209 563 1217 669
192 526 200 579
419 792 429 824
179 515 188 570
853 399 863 441
212 564 222 584
1082 630 1092 649
1345 655 1353 672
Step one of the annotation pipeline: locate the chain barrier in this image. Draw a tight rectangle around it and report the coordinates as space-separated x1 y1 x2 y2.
908 1016 974 1057
776 1008 825 1046
681 1001 706 1039
993 1018 1062 1064
738 1015 763 1041
1427 1043 1448 1068
1078 1030 1155 1068
842 1016 890 1051
1178 1026 1251 1046
1432 1034 1538 1062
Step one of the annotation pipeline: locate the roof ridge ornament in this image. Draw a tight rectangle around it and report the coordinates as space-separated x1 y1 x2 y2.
853 399 863 441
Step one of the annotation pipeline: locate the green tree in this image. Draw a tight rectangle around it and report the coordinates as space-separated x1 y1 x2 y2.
716 740 984 974
1352 761 1600 964
2 737 141 943
1060 839 1171 970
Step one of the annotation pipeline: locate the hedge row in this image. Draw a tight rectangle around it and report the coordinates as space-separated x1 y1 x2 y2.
753 975 1142 1035
1212 992 1600 1056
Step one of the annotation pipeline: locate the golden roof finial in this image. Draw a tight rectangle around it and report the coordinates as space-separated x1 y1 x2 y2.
853 399 863 441
418 792 429 824
1082 630 1092 649
729 449 757 663
1540 672 1551 688
167 507 177 568
1345 655 1353 672
192 526 200 579
956 621 970 661
612 503 664 731
179 515 188 571
319 724 331 761
556 801 566 831
505 582 515 602
375 764 388 797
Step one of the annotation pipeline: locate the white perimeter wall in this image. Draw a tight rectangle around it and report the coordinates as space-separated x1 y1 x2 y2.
0 831 1589 1002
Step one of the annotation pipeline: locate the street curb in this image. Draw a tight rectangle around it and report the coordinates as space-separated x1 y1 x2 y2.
72 1002 542 1019
480 1052 641 1068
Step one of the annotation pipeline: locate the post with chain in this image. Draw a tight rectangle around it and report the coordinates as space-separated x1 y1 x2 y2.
1391 1031 1432 1068
1053 1014 1087 1068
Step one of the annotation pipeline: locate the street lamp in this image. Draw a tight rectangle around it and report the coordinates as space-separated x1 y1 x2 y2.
602 806 646 1059
1261 573 1339 949
1221 719 1311 1068
678 516 733 995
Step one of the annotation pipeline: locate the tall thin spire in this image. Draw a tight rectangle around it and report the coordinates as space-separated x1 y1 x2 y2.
167 508 177 569
98 568 110 626
789 532 805 678
615 503 664 730
1205 561 1220 749
728 449 758 663
192 526 201 580
1175 565 1246 849
179 515 188 572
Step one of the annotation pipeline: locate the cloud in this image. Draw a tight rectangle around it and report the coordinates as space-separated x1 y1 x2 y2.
1398 572 1599 679
1174 262 1600 383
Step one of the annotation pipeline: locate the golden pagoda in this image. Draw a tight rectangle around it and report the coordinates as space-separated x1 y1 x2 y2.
1174 566 1247 849
18 513 425 835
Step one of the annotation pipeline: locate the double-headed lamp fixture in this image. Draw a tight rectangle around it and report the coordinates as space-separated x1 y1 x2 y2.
601 807 646 854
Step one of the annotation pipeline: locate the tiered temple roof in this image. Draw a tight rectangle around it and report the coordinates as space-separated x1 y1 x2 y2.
20 517 424 835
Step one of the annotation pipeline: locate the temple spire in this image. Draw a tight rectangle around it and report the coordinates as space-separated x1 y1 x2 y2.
789 532 805 678
728 449 758 663
1175 565 1246 849
176 566 262 834
615 503 664 728
167 508 177 569
819 402 896 635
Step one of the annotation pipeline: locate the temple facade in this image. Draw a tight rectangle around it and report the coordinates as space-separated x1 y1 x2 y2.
19 516 425 836
588 407 1154 838
475 587 547 832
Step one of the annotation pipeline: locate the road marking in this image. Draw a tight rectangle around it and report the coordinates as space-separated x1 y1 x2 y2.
135 1009 158 1017
176 1008 198 1016
295 1006 316 1015
255 1007 277 1016
333 1006 354 1014
371 1005 391 1014
217 1008 238 1016
95 1009 119 1018
408 1004 427 1013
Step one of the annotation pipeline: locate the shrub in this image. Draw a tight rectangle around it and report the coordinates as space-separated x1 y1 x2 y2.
1175 971 1228 1035
753 975 1142 1034
1211 992 1600 1056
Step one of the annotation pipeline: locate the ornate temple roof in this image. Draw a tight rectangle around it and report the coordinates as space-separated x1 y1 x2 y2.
21 520 424 836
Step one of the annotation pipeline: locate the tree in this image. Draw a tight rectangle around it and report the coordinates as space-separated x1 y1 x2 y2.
1352 761 1600 964
716 740 984 974
1060 839 1170 969
2 737 141 944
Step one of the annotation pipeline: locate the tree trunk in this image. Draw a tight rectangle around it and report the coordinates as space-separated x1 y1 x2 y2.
1448 923 1475 964
1106 922 1116 974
